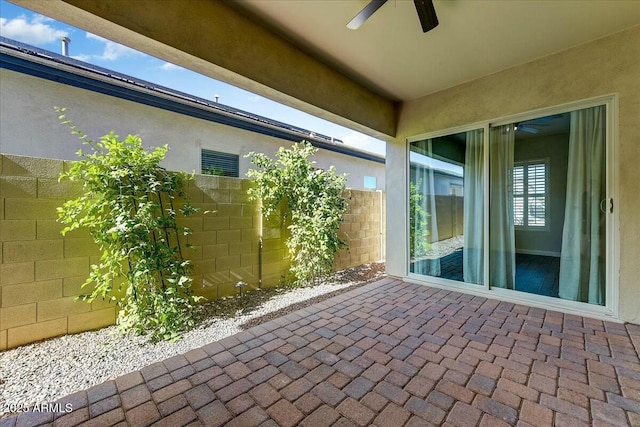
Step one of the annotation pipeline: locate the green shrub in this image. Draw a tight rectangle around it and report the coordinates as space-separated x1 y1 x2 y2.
55 108 202 341
246 142 348 285
409 181 431 258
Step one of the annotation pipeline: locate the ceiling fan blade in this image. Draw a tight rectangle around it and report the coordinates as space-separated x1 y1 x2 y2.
518 125 540 134
525 114 564 124
414 0 438 33
347 0 388 30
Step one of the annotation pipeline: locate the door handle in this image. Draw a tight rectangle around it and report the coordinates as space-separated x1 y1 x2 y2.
600 198 613 213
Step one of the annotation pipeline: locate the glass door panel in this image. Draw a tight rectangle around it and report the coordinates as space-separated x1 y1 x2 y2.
488 106 607 305
409 129 484 285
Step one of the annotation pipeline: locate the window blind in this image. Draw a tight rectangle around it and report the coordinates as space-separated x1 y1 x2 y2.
201 149 239 177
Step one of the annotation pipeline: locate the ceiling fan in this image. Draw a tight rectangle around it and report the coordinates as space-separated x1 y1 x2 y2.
515 114 564 134
347 0 439 33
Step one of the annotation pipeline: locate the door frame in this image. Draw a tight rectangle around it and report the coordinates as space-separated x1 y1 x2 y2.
405 94 619 321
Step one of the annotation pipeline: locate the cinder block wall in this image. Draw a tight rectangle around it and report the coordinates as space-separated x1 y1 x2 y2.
0 154 385 350
334 190 384 270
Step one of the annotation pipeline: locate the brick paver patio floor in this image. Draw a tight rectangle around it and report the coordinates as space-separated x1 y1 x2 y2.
5 278 640 426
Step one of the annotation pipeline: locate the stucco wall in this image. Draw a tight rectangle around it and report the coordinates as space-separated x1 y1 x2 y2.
386 26 640 323
0 154 385 350
0 68 385 191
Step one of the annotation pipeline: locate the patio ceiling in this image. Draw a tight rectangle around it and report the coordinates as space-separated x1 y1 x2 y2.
232 0 640 102
10 1 640 139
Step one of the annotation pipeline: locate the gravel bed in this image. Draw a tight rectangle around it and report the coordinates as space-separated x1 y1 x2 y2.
424 235 464 259
0 263 384 415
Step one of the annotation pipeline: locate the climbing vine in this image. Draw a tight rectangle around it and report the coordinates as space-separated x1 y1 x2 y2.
246 142 348 285
55 108 202 341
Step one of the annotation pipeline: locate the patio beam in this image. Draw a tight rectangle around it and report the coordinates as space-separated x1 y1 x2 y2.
11 0 397 139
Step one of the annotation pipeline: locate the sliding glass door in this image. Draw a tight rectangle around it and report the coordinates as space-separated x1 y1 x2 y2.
409 128 484 285
409 102 610 308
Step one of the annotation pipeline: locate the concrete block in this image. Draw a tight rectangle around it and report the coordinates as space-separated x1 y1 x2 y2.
216 203 242 217
36 220 89 239
202 271 229 287
262 239 285 251
35 257 88 281
217 177 242 190
262 227 281 239
185 230 216 246
63 275 89 297
4 198 62 220
203 216 229 231
193 259 216 275
252 216 261 229
0 261 34 285
2 155 63 178
183 185 204 203
37 296 91 322
229 190 249 204
241 228 259 242
7 317 67 349
192 174 219 190
0 329 6 351
262 262 285 277
241 253 258 267
241 203 259 217
0 303 36 330
230 216 252 230
36 178 84 199
91 296 118 311
263 215 282 228
216 255 241 271
217 282 237 298
0 176 37 198
262 250 284 264
3 239 63 263
202 243 229 259
195 284 217 301
191 274 203 289
63 238 100 258
68 307 116 334
229 267 256 283
241 179 256 191
217 230 241 244
0 220 36 241
182 245 202 260
177 217 204 233
229 241 252 256
202 189 230 203
190 202 217 215
2 279 62 307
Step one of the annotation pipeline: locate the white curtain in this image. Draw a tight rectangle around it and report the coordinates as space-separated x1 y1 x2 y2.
559 105 606 305
463 129 484 284
489 125 516 289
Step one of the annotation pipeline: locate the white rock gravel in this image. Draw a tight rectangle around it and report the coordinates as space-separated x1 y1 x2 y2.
0 263 384 415
424 235 464 259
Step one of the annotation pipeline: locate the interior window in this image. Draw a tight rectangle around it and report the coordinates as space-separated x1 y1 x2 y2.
513 160 548 229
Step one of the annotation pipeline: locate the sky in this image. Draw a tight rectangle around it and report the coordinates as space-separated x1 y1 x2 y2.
0 1 385 156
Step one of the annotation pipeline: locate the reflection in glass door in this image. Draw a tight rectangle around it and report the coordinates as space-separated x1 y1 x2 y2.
409 129 484 285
